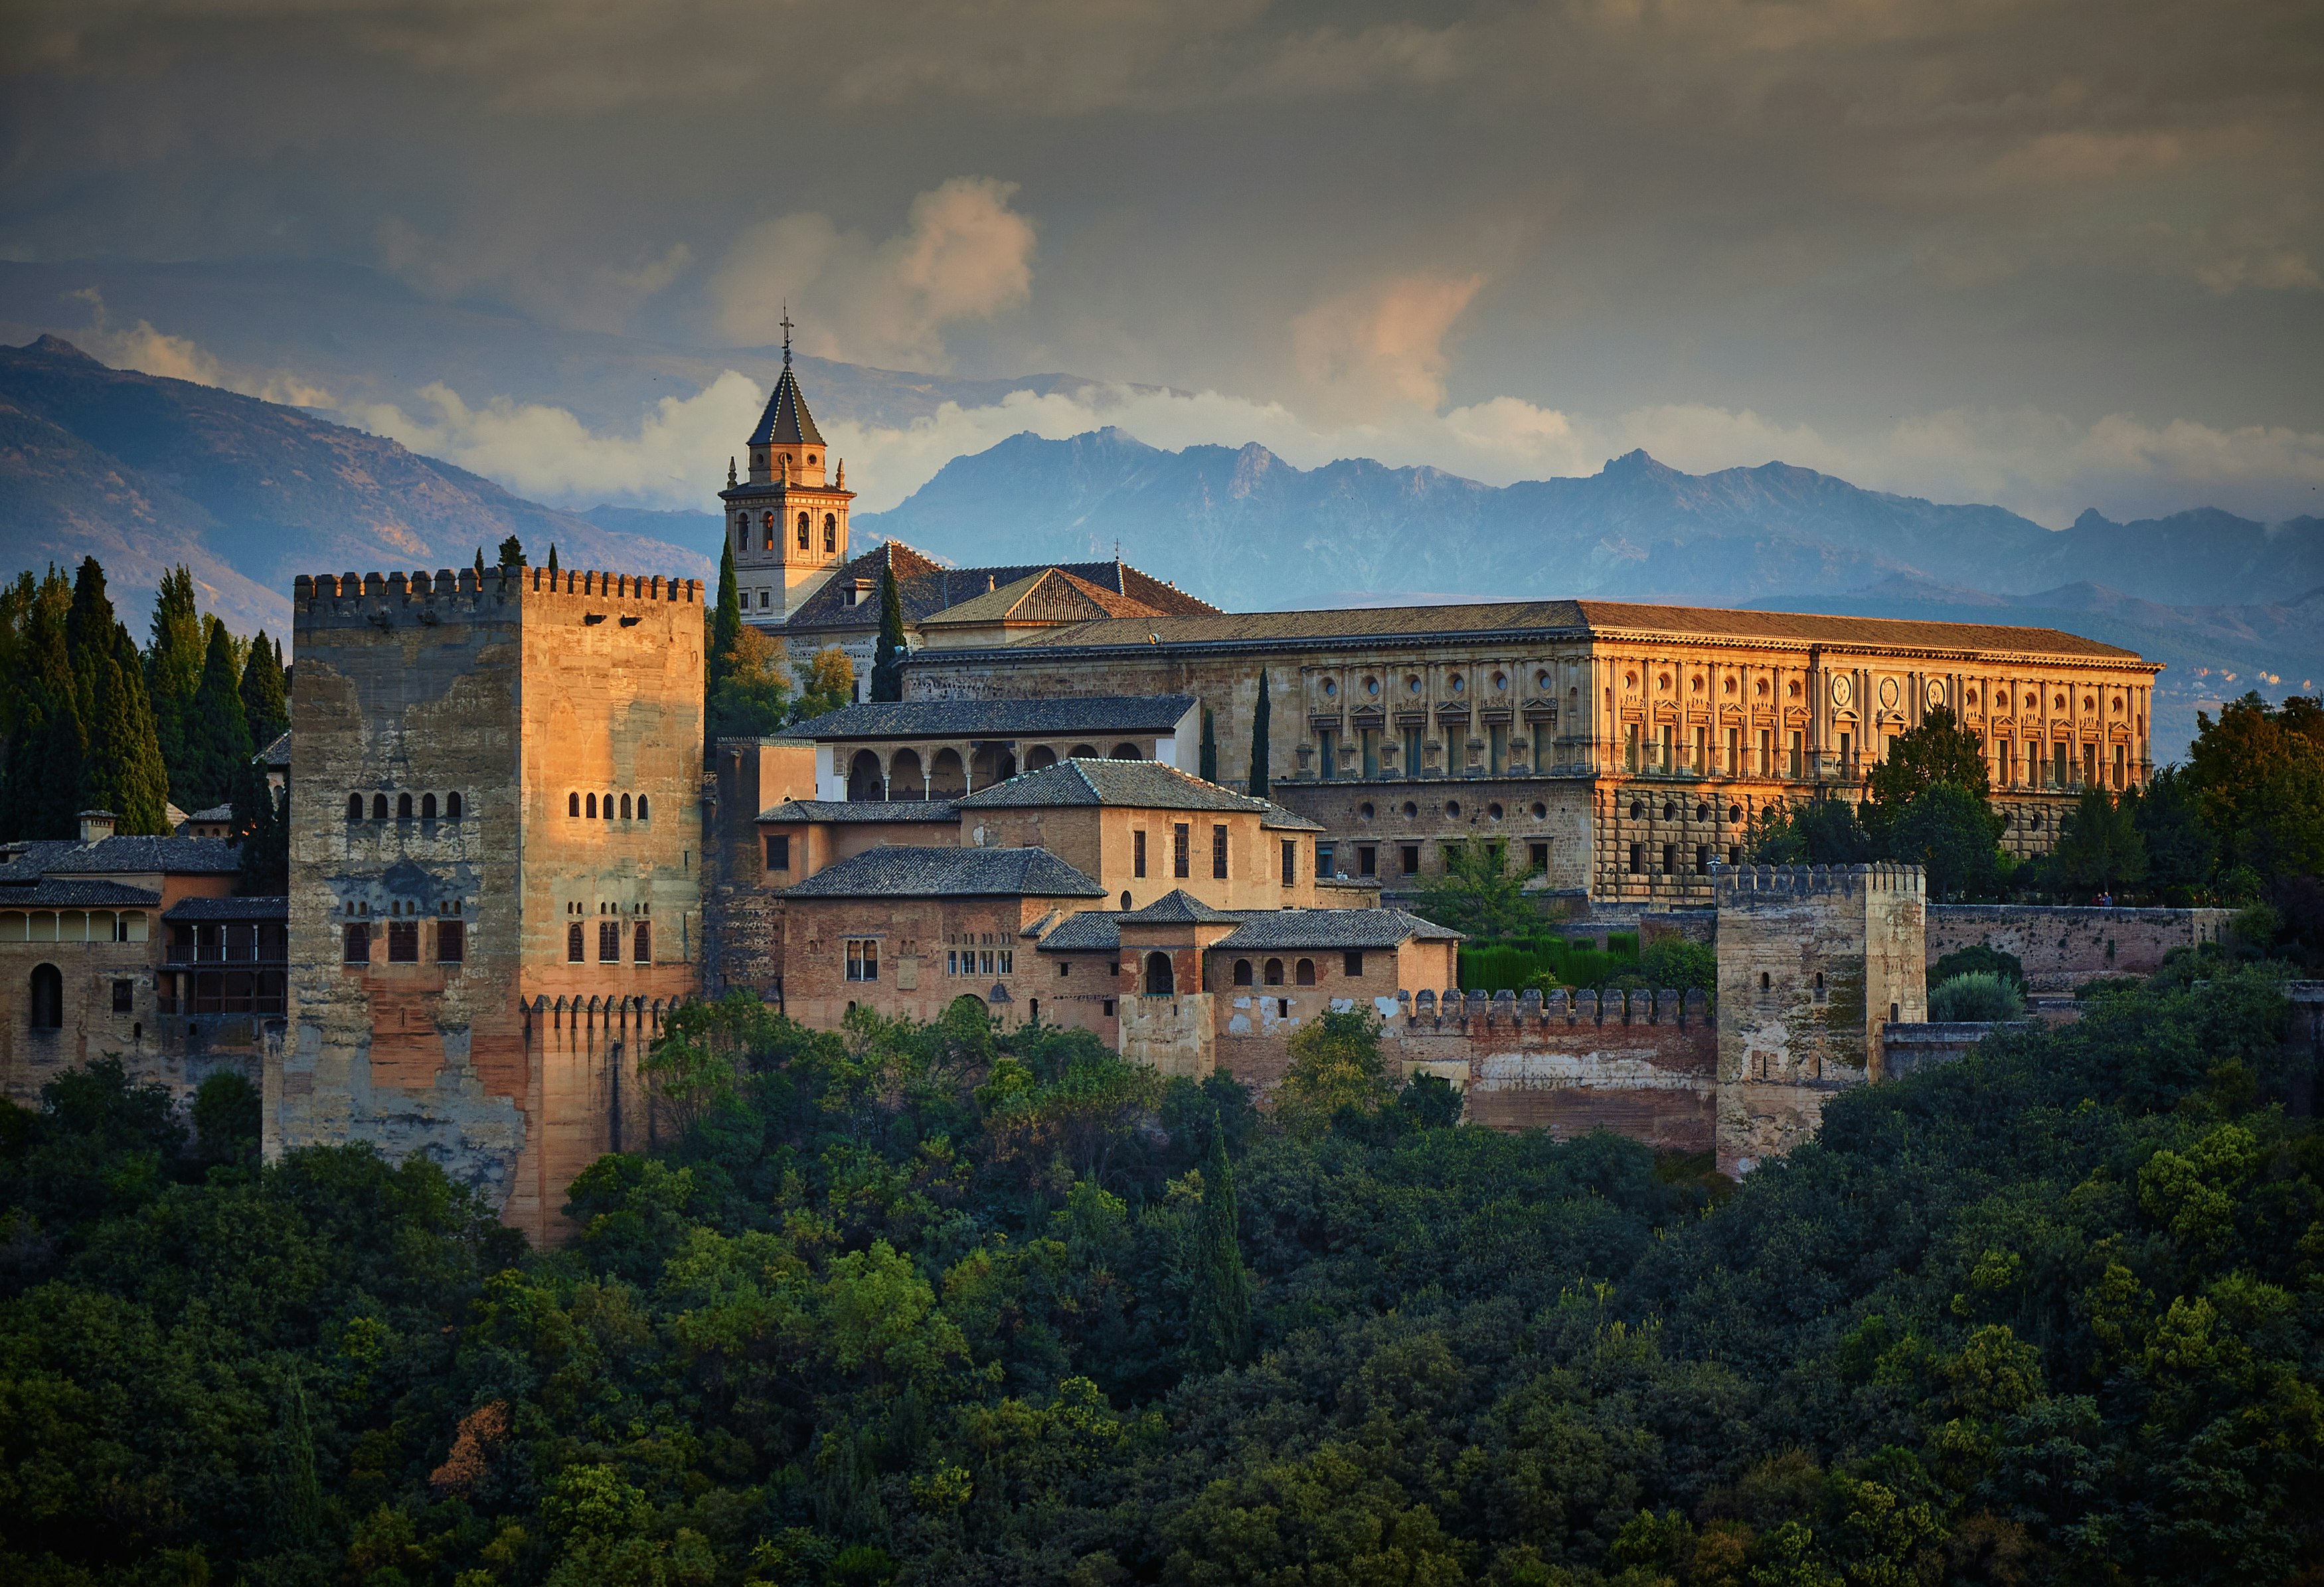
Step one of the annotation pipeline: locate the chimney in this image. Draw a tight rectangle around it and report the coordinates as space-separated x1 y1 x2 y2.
78 809 116 843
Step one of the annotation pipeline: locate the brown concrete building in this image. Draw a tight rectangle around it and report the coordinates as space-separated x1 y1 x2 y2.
899 600 2163 905
279 564 704 1244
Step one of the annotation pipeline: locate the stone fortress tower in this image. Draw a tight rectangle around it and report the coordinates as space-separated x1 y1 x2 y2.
717 313 855 627
276 565 705 1244
1712 861 1927 1175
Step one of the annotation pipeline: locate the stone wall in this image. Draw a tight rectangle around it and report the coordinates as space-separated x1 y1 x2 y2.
280 566 703 1246
1880 1021 2033 1080
1118 992 1214 1078
703 738 818 997
1927 904 2233 991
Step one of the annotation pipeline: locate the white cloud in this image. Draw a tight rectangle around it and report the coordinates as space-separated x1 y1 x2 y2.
1289 272 1486 421
711 177 1036 371
67 288 333 407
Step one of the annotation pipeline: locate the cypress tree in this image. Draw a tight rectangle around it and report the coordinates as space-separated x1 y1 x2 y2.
240 630 289 750
1200 708 1218 782
546 543 559 576
709 540 742 703
146 566 204 792
186 620 254 811
8 569 86 839
84 625 171 835
473 546 485 578
1188 1121 1253 1369
235 778 288 895
1247 669 1272 799
497 535 526 569
870 564 906 703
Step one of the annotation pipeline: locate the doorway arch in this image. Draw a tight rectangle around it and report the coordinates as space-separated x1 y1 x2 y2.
1143 950 1175 996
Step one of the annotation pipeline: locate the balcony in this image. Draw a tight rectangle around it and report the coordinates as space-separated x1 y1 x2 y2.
160 920 288 1016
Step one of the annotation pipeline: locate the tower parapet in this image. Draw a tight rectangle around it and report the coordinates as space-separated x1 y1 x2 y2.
1713 861 1926 903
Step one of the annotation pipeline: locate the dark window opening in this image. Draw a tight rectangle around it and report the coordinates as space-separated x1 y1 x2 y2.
1133 829 1147 878
1212 823 1228 880
569 792 580 816
373 794 388 820
1281 839 1295 885
346 793 363 821
1529 841 1549 873
344 923 370 963
599 921 621 963
1143 951 1175 996
1173 823 1190 878
1357 845 1376 878
397 793 413 820
438 920 465 963
1295 958 1316 986
1343 952 1364 977
388 921 418 962
586 793 597 817
633 922 650 963
1264 958 1284 985
421 793 437 819
620 794 632 819
567 922 585 963
112 978 133 1013
602 794 614 821
1402 844 1420 875
636 795 647 820
28 964 63 1030
766 834 791 870
1233 959 1253 986
446 792 462 820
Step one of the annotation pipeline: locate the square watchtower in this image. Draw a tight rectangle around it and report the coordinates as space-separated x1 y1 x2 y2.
278 565 705 1243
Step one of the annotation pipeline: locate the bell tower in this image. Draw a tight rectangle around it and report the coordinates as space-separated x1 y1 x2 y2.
716 311 855 626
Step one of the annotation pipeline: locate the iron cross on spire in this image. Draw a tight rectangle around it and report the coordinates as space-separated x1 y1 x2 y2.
780 305 793 365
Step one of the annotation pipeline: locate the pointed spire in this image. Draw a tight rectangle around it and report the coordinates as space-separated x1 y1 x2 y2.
726 456 736 486
780 303 794 367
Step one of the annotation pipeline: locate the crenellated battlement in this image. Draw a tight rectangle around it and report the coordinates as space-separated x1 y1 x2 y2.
1712 861 1926 902
293 567 702 618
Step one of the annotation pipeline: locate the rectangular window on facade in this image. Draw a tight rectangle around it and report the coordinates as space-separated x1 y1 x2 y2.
1529 841 1549 873
999 950 1013 975
598 920 620 962
112 978 133 1013
1839 732 1852 769
1317 728 1337 780
1133 829 1147 878
1402 844 1420 875
2055 742 2070 787
1357 844 1376 878
2114 743 2127 786
567 922 584 963
388 921 419 963
845 939 878 982
1173 823 1190 878
1726 727 1739 773
438 920 465 963
1788 731 1803 778
1729 845 1743 866
1487 723 1506 776
1532 722 1550 770
1625 722 1640 772
1758 728 1772 776
1360 728 1379 779
1212 826 1228 879
1628 843 1643 875
1662 843 1677 875
1317 842 1335 876
1404 725 1424 775
1281 839 1295 885
1694 726 1708 773
766 833 790 871
633 922 650 963
979 950 994 975
1102 999 1116 1017
1343 951 1364 977
2084 743 2098 786
947 950 959 975
1697 844 1710 873
1660 724 1675 771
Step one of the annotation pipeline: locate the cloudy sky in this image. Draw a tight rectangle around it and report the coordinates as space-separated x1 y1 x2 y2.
5 0 2323 524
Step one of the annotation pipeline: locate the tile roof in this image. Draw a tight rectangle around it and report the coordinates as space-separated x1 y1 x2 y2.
955 758 1271 813
1120 888 1241 924
780 540 1218 635
0 880 163 908
164 896 288 921
185 804 235 823
918 567 1170 629
758 798 961 823
43 836 242 875
1259 803 1327 832
778 845 1105 899
0 841 84 882
1214 908 1462 951
1034 910 1125 952
960 596 2146 663
786 695 1195 741
746 362 825 448
258 730 291 769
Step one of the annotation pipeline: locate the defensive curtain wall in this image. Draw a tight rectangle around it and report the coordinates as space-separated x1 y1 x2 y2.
898 600 2160 908
280 566 704 1246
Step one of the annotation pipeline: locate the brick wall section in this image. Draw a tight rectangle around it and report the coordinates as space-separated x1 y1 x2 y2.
280 567 703 1246
705 738 818 996
1928 905 2233 991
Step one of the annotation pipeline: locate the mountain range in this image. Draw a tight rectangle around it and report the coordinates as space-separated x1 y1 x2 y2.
3 331 2319 756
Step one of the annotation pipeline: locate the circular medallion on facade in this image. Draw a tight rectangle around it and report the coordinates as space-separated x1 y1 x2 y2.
1878 677 1900 709
1926 678 1946 709
1830 675 1853 707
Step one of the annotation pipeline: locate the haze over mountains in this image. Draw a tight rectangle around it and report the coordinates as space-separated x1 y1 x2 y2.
1 327 2317 757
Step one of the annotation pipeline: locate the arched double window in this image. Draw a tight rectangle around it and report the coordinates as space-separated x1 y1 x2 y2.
1143 951 1175 996
397 793 414 820
29 963 62 1030
1263 958 1285 986
796 511 811 550
347 793 364 821
421 793 437 819
1232 959 1254 987
823 513 837 552
372 794 388 820
635 795 648 821
586 793 597 818
761 511 774 550
1294 958 1316 987
619 794 632 819
446 792 463 820
569 792 581 817
735 514 748 550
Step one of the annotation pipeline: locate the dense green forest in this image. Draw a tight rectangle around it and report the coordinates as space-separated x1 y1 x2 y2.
0 557 288 891
3 960 2315 1585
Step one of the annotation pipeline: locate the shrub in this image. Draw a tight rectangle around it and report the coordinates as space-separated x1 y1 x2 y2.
1638 935 1716 992
1928 971 2025 1022
1931 943 2024 989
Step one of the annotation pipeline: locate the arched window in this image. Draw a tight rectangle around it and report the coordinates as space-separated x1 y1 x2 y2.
797 512 811 550
735 514 748 550
397 793 413 820
29 963 62 1031
373 794 388 820
1143 950 1175 996
347 793 363 821
1232 958 1253 987
823 513 836 552
1110 742 1141 760
1295 958 1316 986
1264 958 1284 985
569 792 580 817
586 793 596 818
620 794 631 819
602 794 614 821
635 796 647 821
421 793 437 819
446 792 462 820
